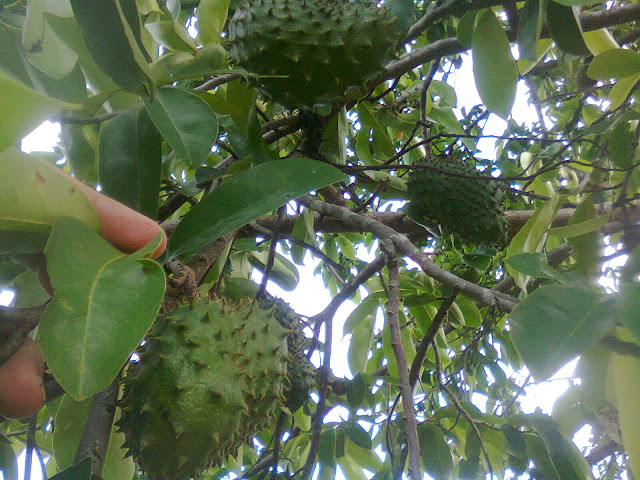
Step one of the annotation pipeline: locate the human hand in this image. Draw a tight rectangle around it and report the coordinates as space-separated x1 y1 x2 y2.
0 178 167 419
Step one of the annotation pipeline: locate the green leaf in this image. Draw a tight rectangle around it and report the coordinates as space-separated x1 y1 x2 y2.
504 252 556 279
417 423 453 480
49 458 92 480
0 148 99 235
39 217 165 399
343 422 372 450
0 23 32 85
520 414 595 479
547 214 610 238
0 439 17 480
516 0 544 62
509 285 616 380
608 72 640 111
98 106 162 218
168 158 347 258
318 428 337 467
472 9 517 119
144 11 197 52
587 49 640 80
546 2 591 56
343 295 381 336
347 313 375 375
501 425 527 458
618 283 640 344
608 120 634 169
143 86 218 168
505 195 564 292
346 374 366 409
456 11 478 49
0 70 77 151
427 107 475 151
70 0 151 95
197 0 231 44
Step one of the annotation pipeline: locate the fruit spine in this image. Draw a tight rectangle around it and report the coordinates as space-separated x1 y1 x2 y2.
405 158 507 246
118 298 290 480
227 0 401 109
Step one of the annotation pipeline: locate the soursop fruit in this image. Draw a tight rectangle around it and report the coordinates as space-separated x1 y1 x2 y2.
118 298 290 480
227 0 402 109
406 158 507 246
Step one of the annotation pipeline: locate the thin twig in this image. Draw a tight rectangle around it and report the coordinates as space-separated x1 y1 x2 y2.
385 255 422 480
297 195 518 313
257 207 284 299
24 415 37 480
433 345 494 478
408 288 458 388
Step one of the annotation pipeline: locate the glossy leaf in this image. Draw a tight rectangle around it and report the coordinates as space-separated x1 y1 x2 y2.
510 285 616 380
504 252 556 279
343 422 372 450
0 71 77 151
168 158 347 258
39 217 165 399
346 374 366 409
609 353 640 477
516 0 544 62
546 2 590 56
197 0 231 44
143 86 218 168
69 0 151 95
417 423 453 480
547 214 610 238
98 105 162 217
0 438 17 480
587 49 640 80
472 9 517 119
49 458 92 480
506 195 564 292
318 428 337 467
618 283 640 344
0 148 99 234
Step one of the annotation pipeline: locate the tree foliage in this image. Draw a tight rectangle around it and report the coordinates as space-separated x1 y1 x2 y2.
1 0 640 479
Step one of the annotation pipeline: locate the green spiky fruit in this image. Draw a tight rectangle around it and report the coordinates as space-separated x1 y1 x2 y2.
227 0 401 109
118 299 290 480
406 158 507 246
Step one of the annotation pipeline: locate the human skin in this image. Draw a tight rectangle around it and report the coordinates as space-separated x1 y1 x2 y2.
0 178 167 419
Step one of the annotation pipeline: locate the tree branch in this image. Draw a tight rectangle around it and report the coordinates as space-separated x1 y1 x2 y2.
297 195 518 313
73 379 119 479
385 256 422 480
0 304 48 367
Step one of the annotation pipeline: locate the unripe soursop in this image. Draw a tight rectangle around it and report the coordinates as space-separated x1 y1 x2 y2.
405 158 507 247
118 298 290 480
227 0 402 110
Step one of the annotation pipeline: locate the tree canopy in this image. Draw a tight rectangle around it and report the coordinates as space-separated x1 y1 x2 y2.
1 0 640 479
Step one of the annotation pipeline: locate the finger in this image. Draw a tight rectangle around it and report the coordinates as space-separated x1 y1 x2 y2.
0 338 45 420
73 181 167 259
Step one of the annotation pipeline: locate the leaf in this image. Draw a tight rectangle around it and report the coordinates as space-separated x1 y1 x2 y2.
523 414 595 480
509 285 616 380
546 2 590 56
583 29 619 56
39 217 165 400
547 214 610 238
0 149 99 235
0 70 77 151
608 353 640 477
504 252 555 279
144 11 197 52
0 439 17 480
505 195 564 292
343 295 381 336
587 49 640 80
346 374 366 409
417 423 453 480
98 106 162 218
608 72 640 111
49 458 92 480
472 9 517 119
197 0 231 44
618 283 640 344
516 0 544 62
343 422 372 450
318 428 336 467
168 158 347 258
70 0 151 95
347 313 375 375
143 86 218 168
